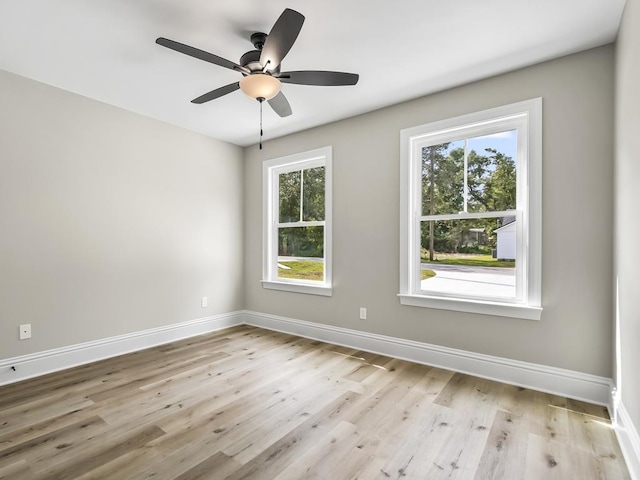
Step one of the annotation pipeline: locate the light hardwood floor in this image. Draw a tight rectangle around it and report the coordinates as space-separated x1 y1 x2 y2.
0 325 630 479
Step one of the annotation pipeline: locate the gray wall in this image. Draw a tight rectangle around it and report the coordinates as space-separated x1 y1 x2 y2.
244 45 615 377
615 0 640 436
0 70 244 359
0 43 618 383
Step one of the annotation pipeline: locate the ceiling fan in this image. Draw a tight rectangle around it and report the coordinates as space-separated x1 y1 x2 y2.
156 8 359 127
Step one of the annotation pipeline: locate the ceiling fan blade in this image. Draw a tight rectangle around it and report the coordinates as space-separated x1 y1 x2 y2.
268 91 293 117
156 37 249 74
279 71 359 86
260 9 305 71
191 82 240 104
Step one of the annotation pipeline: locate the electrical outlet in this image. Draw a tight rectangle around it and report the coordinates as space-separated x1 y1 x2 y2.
201 296 208 308
359 307 367 320
19 324 31 340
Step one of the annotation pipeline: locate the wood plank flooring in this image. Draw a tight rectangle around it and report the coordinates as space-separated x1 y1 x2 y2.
0 325 630 479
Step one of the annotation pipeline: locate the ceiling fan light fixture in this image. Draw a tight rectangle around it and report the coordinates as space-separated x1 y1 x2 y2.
239 74 281 101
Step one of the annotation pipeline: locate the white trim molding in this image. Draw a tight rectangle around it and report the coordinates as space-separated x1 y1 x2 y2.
399 98 543 320
243 310 611 406
262 146 333 295
0 312 243 386
398 294 542 320
613 395 640 480
261 280 333 297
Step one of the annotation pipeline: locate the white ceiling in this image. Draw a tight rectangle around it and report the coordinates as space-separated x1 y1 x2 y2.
0 0 626 147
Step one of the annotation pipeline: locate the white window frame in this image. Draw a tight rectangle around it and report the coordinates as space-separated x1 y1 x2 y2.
399 99 542 320
262 146 333 296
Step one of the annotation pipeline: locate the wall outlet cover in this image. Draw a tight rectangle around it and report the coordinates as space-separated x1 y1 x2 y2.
19 324 31 340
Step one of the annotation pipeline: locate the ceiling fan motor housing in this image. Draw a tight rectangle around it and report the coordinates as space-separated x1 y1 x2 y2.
240 44 280 75
240 50 262 73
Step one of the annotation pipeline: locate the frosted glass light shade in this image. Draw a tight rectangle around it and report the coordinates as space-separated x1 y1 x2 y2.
239 74 281 100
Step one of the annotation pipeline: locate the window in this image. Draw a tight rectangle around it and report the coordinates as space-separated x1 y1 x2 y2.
399 99 542 320
262 147 332 296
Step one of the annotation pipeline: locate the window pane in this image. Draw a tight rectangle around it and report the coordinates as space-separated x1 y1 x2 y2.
302 166 325 221
421 140 465 216
420 217 516 299
467 130 517 213
277 226 324 281
279 171 301 223
278 226 324 258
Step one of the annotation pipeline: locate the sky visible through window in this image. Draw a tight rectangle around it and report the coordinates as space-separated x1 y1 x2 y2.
438 130 517 161
469 130 517 162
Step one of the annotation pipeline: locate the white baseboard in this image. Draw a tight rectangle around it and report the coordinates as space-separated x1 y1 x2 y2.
0 312 243 386
0 308 615 408
242 310 613 407
613 396 640 480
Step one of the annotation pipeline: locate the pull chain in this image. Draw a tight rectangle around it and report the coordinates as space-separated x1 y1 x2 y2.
258 97 264 150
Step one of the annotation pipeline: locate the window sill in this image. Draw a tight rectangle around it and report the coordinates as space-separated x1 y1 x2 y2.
262 281 333 297
397 293 542 320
